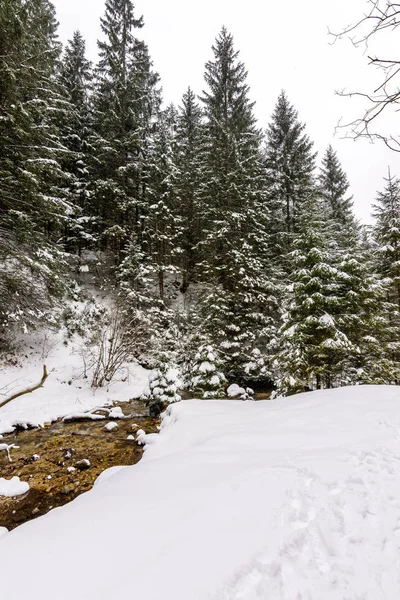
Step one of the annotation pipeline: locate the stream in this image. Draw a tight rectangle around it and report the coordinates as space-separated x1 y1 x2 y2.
0 401 159 530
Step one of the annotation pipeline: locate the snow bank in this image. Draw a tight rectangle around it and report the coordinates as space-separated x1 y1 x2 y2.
94 465 128 487
0 476 29 497
1 386 400 599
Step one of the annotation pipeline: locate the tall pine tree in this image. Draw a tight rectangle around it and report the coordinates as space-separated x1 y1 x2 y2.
57 30 95 253
265 91 316 264
174 88 204 292
198 27 278 383
0 0 72 333
372 173 400 381
318 145 359 251
91 0 160 261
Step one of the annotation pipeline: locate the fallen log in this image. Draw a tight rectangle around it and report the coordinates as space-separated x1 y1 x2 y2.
0 365 49 409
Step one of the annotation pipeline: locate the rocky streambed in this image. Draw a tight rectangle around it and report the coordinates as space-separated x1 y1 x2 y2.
0 401 159 531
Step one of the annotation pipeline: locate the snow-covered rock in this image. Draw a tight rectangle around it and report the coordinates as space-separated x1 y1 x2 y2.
0 476 29 497
0 527 8 539
226 383 246 397
136 429 146 445
109 406 124 419
104 422 118 431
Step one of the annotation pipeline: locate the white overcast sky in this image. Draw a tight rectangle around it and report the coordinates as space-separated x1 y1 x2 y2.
53 0 399 223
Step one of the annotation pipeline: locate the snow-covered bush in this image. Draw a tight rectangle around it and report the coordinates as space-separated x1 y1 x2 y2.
62 297 107 339
148 363 183 406
243 348 270 381
189 345 226 398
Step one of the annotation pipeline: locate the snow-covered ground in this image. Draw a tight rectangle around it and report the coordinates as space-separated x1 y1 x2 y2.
0 330 151 435
1 385 400 598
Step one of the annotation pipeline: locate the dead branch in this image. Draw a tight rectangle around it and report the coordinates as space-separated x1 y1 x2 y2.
0 365 49 409
329 1 400 48
0 443 20 462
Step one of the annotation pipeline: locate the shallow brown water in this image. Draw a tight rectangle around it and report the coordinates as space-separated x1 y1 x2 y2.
0 402 159 530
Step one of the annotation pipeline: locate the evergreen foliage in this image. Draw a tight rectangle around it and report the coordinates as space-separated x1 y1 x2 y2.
265 91 316 242
274 194 388 395
91 0 160 260
149 361 182 405
0 0 71 332
319 145 354 227
57 30 95 252
274 199 352 395
143 104 181 301
174 88 204 291
0 3 396 396
198 28 278 381
372 174 400 381
190 345 227 398
319 145 359 251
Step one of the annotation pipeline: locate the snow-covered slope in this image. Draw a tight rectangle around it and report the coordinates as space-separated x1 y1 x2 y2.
0 330 150 435
1 386 400 598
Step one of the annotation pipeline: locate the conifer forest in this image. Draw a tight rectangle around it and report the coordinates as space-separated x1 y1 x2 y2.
1 0 400 402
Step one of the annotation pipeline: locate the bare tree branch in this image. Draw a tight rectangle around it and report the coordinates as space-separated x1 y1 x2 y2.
0 365 49 409
331 1 400 150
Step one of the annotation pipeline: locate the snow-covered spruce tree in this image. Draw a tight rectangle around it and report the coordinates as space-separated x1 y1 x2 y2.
0 0 72 334
335 245 391 384
189 345 226 398
274 192 389 395
148 358 183 412
197 27 278 383
57 30 96 254
264 91 317 265
316 149 390 383
147 333 185 414
117 236 164 356
373 174 400 309
274 198 353 395
318 145 359 250
91 0 161 262
142 104 182 301
319 145 354 227
174 88 204 292
117 104 183 360
371 174 400 381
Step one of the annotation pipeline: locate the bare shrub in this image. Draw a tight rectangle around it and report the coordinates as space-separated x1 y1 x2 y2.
88 311 133 389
